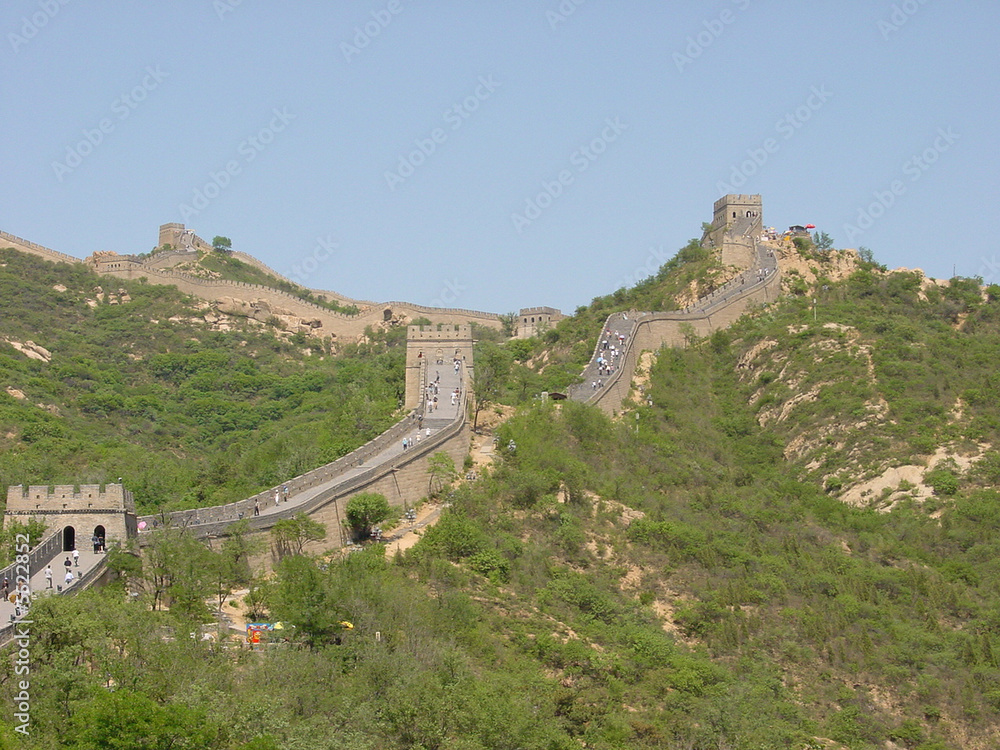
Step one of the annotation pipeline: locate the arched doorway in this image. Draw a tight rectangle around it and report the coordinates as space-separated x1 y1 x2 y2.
92 525 106 553
62 526 76 552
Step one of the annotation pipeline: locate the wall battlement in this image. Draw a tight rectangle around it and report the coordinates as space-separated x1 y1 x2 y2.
517 306 564 338
4 483 138 552
6 484 135 513
404 325 475 410
709 194 763 249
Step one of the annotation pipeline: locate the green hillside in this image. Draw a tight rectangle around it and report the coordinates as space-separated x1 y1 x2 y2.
0 248 403 513
2 244 1000 748
190 249 360 315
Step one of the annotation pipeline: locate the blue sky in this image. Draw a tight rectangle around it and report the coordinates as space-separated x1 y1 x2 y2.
3 1 998 314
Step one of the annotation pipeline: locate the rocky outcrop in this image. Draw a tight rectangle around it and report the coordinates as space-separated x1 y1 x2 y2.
215 296 326 335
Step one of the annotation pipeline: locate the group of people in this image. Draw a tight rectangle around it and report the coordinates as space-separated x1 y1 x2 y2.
42 549 80 589
425 380 442 413
590 326 629 388
402 427 432 451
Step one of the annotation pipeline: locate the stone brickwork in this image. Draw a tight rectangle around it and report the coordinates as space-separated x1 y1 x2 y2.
405 324 474 409
517 307 564 338
0 230 79 266
4 224 506 342
585 240 780 415
4 484 137 551
709 194 762 249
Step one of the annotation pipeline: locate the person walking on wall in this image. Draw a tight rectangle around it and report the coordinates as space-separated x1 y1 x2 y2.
44 565 53 589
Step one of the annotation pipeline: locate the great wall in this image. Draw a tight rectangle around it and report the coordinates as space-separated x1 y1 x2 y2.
0 195 782 641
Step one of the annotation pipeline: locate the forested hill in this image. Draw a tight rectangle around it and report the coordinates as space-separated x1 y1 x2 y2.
2 240 1000 748
0 248 404 513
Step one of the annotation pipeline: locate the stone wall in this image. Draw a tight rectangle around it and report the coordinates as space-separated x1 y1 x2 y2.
405 324 475 409
0 230 80 266
138 388 471 566
4 484 138 548
587 263 781 415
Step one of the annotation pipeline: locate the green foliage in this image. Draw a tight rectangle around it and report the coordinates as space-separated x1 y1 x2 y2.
472 340 512 428
0 248 401 512
211 235 232 252
271 512 327 558
196 251 359 315
427 451 459 497
813 230 834 251
344 492 391 540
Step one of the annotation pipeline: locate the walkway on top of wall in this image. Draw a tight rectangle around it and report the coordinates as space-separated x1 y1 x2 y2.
137 360 467 537
570 233 779 404
0 361 468 645
0 546 107 637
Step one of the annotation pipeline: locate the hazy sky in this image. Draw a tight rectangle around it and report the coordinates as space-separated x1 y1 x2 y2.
3 1 998 314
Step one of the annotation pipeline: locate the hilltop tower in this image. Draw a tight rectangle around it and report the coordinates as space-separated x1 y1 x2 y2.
517 307 564 339
405 324 474 410
4 484 138 552
157 223 212 253
708 194 763 246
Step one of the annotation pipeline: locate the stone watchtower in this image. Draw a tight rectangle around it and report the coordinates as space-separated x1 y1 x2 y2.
708 194 763 247
157 223 212 253
4 484 137 552
517 307 564 339
405 324 474 410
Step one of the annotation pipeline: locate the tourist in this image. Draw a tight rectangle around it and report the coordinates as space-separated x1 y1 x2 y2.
72 548 80 567
44 565 53 589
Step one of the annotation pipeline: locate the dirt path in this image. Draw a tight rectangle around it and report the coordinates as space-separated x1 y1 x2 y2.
383 502 446 555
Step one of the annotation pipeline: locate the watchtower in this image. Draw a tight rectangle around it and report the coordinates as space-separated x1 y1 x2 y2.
517 307 564 339
709 194 763 246
157 223 211 253
405 324 474 410
4 484 137 552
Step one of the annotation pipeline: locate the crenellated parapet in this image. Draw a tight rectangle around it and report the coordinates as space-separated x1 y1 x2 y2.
404 324 474 410
4 484 137 549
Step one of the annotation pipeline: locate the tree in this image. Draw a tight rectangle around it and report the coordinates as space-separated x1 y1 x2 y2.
70 691 224 749
344 492 391 540
219 519 261 587
428 451 459 496
499 311 518 338
141 527 212 613
267 555 342 648
813 231 834 251
472 340 512 430
211 235 232 253
271 513 326 559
